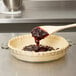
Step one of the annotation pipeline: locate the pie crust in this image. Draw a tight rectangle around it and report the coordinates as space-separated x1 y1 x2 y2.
8 34 69 62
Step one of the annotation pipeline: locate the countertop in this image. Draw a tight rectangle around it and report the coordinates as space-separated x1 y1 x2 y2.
0 32 76 76
0 1 76 23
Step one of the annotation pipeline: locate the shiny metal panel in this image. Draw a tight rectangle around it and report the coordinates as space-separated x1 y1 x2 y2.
0 1 76 23
0 32 76 76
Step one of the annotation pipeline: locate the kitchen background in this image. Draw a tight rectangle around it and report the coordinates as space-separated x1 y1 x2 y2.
0 0 76 76
0 0 76 32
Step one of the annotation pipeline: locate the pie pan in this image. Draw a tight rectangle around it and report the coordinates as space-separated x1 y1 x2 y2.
8 34 69 62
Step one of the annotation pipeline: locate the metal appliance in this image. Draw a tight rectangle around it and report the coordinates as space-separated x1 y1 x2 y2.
0 0 23 14
3 0 22 12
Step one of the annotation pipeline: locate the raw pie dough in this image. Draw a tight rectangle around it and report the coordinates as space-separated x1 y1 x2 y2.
8 34 69 62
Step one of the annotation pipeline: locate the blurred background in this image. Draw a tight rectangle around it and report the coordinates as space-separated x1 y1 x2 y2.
0 0 76 32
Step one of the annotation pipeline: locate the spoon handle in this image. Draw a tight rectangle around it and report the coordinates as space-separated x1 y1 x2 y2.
40 23 76 34
52 23 76 34
60 23 76 29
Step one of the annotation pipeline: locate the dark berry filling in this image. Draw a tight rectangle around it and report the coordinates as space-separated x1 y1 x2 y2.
31 27 49 46
23 26 55 52
23 45 54 52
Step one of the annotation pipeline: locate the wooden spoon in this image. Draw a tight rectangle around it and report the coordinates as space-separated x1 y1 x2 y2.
40 23 76 34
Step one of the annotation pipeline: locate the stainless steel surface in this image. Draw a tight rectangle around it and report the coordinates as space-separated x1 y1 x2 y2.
3 0 22 11
0 23 76 32
0 32 76 76
0 1 76 23
32 0 75 1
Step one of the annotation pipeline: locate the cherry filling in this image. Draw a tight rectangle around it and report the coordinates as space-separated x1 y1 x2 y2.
23 45 54 52
31 27 49 46
23 26 55 52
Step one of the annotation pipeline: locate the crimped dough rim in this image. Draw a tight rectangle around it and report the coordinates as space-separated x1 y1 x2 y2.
8 34 69 57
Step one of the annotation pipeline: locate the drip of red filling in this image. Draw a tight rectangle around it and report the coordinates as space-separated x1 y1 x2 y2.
31 27 49 46
23 26 54 52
